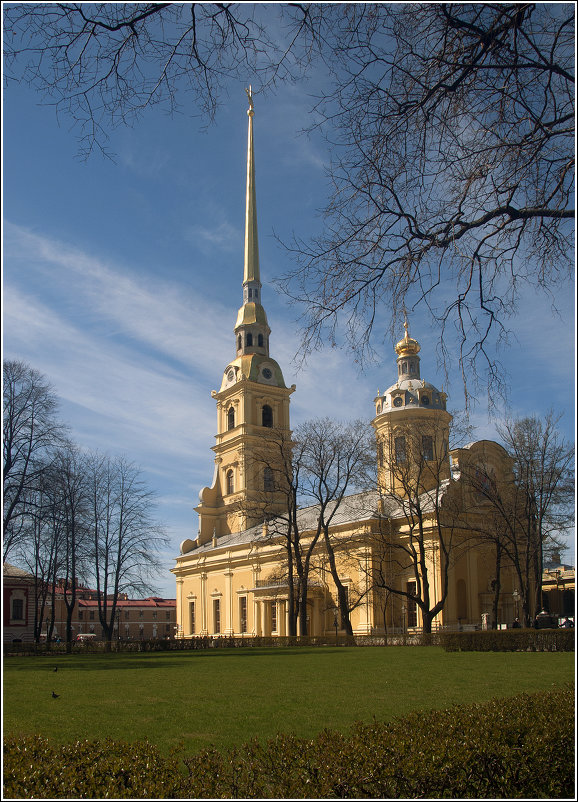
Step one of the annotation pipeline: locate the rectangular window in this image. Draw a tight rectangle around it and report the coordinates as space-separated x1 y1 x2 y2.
395 436 406 464
406 581 418 628
78 610 84 620
166 611 171 620
152 611 157 619
124 610 130 620
239 597 247 634
270 601 277 633
139 610 144 618
12 598 24 620
213 599 221 634
422 435 434 462
190 601 195 635
89 610 95 620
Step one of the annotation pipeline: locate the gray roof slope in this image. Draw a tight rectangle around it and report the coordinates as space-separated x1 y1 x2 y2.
187 481 452 557
3 562 35 579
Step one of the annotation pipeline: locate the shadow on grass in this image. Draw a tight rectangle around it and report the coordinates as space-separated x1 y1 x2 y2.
5 646 356 672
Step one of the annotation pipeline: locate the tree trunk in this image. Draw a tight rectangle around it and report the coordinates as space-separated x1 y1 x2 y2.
491 544 502 629
323 529 353 636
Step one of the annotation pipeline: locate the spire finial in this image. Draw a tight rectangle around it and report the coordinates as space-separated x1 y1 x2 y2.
243 86 259 286
245 85 254 116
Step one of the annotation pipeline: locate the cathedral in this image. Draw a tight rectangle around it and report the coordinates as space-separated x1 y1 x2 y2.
171 94 520 638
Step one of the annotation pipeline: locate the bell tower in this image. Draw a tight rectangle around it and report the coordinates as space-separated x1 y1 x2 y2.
372 319 452 497
195 89 294 544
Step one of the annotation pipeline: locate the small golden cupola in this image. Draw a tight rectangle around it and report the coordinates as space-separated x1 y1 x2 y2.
395 319 421 382
372 316 452 496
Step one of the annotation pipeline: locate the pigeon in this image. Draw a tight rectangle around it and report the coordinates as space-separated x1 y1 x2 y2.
52 691 59 698
53 666 58 672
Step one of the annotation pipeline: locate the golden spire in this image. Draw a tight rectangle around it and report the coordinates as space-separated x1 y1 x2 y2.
244 86 260 285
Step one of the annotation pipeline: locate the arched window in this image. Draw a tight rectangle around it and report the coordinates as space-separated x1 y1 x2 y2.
248 288 253 298
264 467 274 492
227 407 235 430
226 470 234 495
395 436 406 464
237 335 242 351
246 333 253 347
262 404 273 428
421 435 433 462
258 333 264 347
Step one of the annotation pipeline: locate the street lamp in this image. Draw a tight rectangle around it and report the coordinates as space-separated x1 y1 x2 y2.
512 589 520 620
333 609 339 645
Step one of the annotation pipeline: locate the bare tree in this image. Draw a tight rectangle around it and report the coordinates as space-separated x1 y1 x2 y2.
245 418 374 636
2 2 316 158
48 445 93 651
497 412 574 618
19 475 65 644
279 3 574 403
86 453 168 645
372 417 464 634
454 414 574 627
5 6 572 396
240 426 300 636
3 360 67 559
296 418 374 636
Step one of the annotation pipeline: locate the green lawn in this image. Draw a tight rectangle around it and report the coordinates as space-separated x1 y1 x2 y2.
3 646 573 754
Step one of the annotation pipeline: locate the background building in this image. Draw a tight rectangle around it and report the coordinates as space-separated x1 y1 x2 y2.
3 563 37 643
48 589 176 641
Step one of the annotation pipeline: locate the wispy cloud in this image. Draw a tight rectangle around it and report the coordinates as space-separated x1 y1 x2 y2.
185 219 241 254
2 223 236 484
4 221 232 378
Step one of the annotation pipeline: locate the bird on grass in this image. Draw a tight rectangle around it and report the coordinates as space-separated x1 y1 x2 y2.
52 691 59 698
53 666 58 672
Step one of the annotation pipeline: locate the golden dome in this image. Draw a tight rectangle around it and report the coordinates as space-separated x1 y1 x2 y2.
395 319 420 356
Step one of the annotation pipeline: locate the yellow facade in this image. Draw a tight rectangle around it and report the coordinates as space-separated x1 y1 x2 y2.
172 93 524 638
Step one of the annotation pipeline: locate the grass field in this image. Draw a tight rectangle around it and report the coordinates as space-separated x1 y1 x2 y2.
3 646 573 754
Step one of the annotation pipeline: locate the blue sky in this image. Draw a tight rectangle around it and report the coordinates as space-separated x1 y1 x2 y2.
3 48 575 595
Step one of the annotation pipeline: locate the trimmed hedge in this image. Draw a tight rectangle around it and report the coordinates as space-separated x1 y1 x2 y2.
5 629 573 657
439 628 575 652
4 686 574 799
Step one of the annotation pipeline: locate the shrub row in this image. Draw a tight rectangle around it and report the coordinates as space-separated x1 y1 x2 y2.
4 686 574 799
438 628 575 652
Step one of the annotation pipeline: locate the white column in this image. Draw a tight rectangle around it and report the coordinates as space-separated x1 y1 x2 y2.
175 578 183 638
200 572 208 634
225 569 234 635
